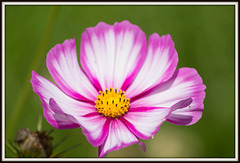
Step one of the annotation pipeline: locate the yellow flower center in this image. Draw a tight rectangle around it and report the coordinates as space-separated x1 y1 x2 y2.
95 87 130 118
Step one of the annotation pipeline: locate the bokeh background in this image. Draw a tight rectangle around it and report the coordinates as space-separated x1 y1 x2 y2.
5 5 235 158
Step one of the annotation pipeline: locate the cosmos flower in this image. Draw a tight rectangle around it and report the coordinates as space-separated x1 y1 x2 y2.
31 21 206 157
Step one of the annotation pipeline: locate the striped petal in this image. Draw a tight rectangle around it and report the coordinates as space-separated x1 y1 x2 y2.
31 71 109 146
46 38 98 102
131 68 206 126
43 97 79 129
80 20 147 91
49 100 110 147
126 33 178 98
98 118 140 158
123 98 192 139
30 71 95 129
166 94 205 125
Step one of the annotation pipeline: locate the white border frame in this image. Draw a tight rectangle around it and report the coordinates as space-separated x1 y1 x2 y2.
2 1 238 162
1 2 239 5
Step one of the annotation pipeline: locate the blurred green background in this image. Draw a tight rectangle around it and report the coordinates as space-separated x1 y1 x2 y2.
5 5 235 158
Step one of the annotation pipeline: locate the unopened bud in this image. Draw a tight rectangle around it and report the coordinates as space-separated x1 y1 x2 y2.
15 128 53 157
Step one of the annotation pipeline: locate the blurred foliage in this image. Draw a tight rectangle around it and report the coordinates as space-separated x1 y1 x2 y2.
5 5 235 158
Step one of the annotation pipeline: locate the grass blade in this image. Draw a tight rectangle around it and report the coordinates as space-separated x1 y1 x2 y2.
8 139 24 157
51 143 81 158
53 135 69 150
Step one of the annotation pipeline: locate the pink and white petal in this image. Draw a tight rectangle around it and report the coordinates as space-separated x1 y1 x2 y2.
137 141 146 152
68 112 110 147
80 20 147 91
166 93 206 125
123 98 192 140
76 113 110 147
46 38 98 102
131 68 206 125
31 71 109 146
98 118 140 158
42 97 79 129
30 71 96 128
126 33 178 98
49 99 110 147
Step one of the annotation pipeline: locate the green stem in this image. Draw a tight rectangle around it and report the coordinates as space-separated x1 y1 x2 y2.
51 143 81 158
37 114 42 131
6 6 60 139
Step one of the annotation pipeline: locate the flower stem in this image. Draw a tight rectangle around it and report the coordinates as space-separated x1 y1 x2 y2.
37 114 42 131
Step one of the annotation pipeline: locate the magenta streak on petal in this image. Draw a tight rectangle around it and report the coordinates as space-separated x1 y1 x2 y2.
80 20 147 92
98 118 139 158
41 97 79 129
30 71 97 129
49 92 109 147
82 111 100 117
120 43 147 91
128 106 163 112
47 62 92 102
166 114 193 125
122 98 192 140
167 92 206 126
114 20 147 91
131 70 205 127
129 68 205 126
69 112 110 147
30 72 79 129
130 70 178 103
82 68 103 92
171 98 193 111
122 112 166 140
131 68 205 104
48 98 80 128
46 38 98 102
119 116 146 152
37 95 79 129
80 36 103 91
49 98 65 114
80 22 114 91
124 33 178 99
147 34 178 83
120 31 147 91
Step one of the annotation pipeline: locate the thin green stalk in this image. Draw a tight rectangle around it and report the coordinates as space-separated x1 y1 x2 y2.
37 114 42 131
7 139 23 157
53 135 69 149
6 6 60 139
6 140 17 155
51 144 81 158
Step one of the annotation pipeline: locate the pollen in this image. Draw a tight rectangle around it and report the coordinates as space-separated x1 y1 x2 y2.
95 87 130 118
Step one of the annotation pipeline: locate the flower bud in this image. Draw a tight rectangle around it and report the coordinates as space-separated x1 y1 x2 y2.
15 128 53 157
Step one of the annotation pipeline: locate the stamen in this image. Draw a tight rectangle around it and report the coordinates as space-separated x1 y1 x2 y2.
95 88 130 118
